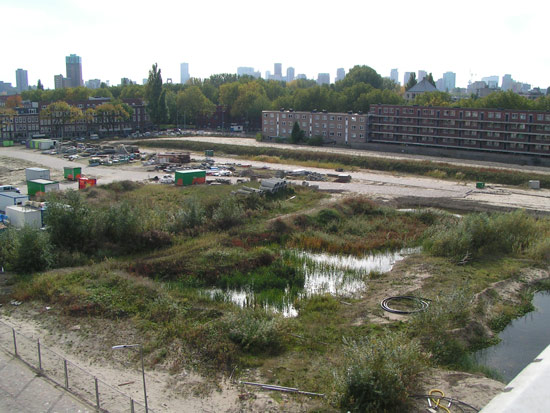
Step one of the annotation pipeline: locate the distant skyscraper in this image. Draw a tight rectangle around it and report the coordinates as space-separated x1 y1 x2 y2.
265 70 271 79
390 68 399 84
274 63 282 77
54 74 66 90
417 70 427 82
404 72 412 85
442 72 456 91
502 74 513 91
436 78 445 91
317 73 330 85
85 79 101 89
296 74 307 80
286 67 295 82
237 67 255 77
15 69 28 92
180 63 190 84
482 75 499 89
335 68 346 82
65 54 83 88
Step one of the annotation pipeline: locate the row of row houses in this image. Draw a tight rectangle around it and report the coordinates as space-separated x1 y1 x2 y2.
262 104 550 157
0 98 151 140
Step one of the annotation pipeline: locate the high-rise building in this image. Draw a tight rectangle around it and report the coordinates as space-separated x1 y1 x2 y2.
390 68 399 84
238 67 255 77
54 74 66 89
317 73 330 85
180 63 190 84
85 79 101 89
482 75 499 89
335 68 346 82
296 74 307 80
442 71 456 92
286 67 295 82
15 69 28 92
502 74 513 91
417 70 427 82
65 54 83 88
274 63 282 77
404 72 412 85
265 70 271 79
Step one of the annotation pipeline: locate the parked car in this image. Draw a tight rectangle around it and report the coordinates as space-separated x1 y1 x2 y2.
0 185 20 193
159 174 174 184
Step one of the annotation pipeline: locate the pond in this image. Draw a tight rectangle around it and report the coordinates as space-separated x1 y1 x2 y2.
204 247 420 317
474 291 550 383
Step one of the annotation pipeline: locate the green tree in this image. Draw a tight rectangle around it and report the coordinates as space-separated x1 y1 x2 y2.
37 79 44 90
145 63 166 126
66 87 91 101
40 101 83 139
290 121 305 144
120 84 145 99
405 73 417 91
94 102 133 135
338 66 383 89
13 226 52 274
414 91 452 107
176 86 216 126
426 73 436 87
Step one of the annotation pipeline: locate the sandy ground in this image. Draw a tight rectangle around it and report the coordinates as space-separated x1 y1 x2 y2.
2 145 550 212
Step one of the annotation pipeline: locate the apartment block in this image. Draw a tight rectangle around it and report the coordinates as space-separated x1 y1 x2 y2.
262 109 368 145
369 104 550 157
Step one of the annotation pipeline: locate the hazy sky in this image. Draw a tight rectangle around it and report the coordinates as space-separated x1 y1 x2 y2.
3 0 549 90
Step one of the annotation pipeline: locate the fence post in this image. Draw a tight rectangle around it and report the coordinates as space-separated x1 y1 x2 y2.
130 398 135 413
12 328 17 357
37 339 42 371
95 377 100 410
64 359 69 389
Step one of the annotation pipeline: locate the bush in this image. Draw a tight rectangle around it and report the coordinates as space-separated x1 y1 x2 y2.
337 332 426 412
225 310 285 354
171 198 206 235
211 198 244 229
307 136 324 146
315 208 341 226
13 226 53 274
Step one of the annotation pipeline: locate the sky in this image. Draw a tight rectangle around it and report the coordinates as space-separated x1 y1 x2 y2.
3 0 550 91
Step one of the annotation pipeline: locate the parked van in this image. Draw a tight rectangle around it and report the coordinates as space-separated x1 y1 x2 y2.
0 185 21 193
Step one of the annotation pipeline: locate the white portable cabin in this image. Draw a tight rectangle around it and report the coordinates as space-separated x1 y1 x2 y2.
25 167 50 181
5 205 42 229
0 193 29 213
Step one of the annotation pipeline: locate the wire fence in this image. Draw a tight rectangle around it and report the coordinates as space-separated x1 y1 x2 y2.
0 319 151 413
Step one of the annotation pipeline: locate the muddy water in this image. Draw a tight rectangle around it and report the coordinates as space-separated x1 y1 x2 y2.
205 247 420 317
475 292 550 383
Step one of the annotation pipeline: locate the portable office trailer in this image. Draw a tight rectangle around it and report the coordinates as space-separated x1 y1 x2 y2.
78 177 97 189
64 166 82 181
27 179 59 196
5 205 42 229
2 140 14 147
175 169 206 186
25 167 50 181
28 139 54 150
0 193 29 213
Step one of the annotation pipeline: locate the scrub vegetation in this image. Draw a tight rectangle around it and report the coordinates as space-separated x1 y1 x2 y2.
2 181 550 412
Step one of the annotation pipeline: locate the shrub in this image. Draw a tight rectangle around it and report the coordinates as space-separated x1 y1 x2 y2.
337 332 426 412
13 226 53 274
211 198 244 229
315 208 341 226
171 198 206 235
224 310 285 354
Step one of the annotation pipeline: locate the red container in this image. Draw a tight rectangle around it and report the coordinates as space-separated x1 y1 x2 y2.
78 177 97 189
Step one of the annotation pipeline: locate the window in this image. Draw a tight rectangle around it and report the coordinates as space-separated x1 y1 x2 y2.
337 124 342 129
322 123 327 129
465 111 471 117
282 121 286 126
337 132 342 137
537 114 544 121
330 124 335 128
351 133 356 138
282 114 286 119
281 128 286 134
488 112 494 118
288 114 293 118
337 116 342 121
270 113 274 118
330 116 335 120
302 122 307 127
495 112 501 119
512 113 518 119
351 125 356 130
360 117 365 122
352 116 356 121
322 115 327 120
302 115 307 119
520 114 526 120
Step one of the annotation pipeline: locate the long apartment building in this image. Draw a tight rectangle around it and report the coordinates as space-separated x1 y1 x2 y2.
262 109 367 145
369 104 550 157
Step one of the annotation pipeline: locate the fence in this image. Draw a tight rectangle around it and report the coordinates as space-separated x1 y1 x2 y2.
0 319 152 412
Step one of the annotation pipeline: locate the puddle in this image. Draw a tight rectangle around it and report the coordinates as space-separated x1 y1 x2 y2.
203 247 420 317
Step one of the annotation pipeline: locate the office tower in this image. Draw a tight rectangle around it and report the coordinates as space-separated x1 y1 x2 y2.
85 79 101 89
180 63 190 84
317 73 330 85
404 72 412 85
442 71 456 91
417 70 427 82
65 54 83 88
54 74 66 89
296 74 307 80
436 78 444 91
390 68 399 84
15 69 28 92
482 75 499 89
335 68 346 82
502 74 513 91
274 63 282 77
286 67 295 82
237 67 255 77
265 70 271 79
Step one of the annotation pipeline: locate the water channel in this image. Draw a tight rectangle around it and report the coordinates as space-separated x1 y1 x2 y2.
204 247 420 317
474 291 550 383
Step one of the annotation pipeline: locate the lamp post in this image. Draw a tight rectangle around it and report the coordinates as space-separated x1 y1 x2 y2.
112 344 148 413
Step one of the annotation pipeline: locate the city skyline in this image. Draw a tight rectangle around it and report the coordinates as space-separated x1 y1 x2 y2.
2 0 550 91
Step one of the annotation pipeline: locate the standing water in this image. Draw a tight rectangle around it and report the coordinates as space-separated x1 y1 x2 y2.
475 291 550 383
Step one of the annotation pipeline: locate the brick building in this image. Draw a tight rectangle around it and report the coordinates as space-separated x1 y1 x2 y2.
262 109 367 145
369 104 550 157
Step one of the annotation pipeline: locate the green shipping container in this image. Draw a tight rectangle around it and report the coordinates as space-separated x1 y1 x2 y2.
205 150 214 157
175 169 206 186
64 166 82 181
27 179 60 196
2 141 14 147
476 182 485 189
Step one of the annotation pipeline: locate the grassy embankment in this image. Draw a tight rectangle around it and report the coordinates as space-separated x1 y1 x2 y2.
137 138 550 188
3 182 550 412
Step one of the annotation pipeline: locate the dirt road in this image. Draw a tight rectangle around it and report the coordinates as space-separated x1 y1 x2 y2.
2 145 550 212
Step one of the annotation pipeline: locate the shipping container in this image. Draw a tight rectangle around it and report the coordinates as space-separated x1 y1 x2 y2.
28 139 54 150
0 193 29 213
2 140 14 147
175 169 206 186
27 179 59 196
78 177 97 189
64 166 82 181
205 150 214 157
5 205 42 229
25 167 50 181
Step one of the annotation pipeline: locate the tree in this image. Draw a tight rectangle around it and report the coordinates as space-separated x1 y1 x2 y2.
37 79 44 90
144 63 166 126
0 107 16 138
290 122 305 144
40 101 83 139
94 102 133 136
405 73 417 91
176 86 215 126
6 95 22 109
414 91 452 107
426 73 436 87
338 66 383 89
13 226 52 274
